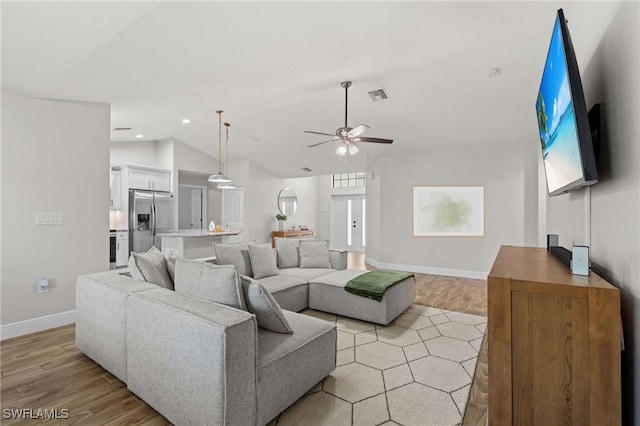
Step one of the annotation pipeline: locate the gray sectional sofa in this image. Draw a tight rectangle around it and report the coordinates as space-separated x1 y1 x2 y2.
76 271 336 426
75 239 415 425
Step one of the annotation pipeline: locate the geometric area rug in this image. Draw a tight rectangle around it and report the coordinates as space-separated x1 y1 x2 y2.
267 304 487 426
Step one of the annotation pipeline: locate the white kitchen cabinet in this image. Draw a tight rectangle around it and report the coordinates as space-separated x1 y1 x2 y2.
115 231 129 267
110 168 122 210
221 188 244 243
127 166 171 191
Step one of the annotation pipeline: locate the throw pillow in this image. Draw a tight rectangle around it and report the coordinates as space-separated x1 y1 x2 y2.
274 238 300 269
214 243 253 277
174 258 246 311
248 244 278 279
241 276 293 334
299 240 332 269
128 246 174 290
166 254 177 283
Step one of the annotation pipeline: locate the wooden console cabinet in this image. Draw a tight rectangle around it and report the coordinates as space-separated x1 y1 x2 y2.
271 230 313 247
488 246 620 425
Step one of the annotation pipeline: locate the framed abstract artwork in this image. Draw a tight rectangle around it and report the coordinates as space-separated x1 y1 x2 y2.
412 186 484 237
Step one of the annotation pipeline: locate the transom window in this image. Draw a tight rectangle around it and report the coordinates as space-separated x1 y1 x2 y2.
331 172 366 188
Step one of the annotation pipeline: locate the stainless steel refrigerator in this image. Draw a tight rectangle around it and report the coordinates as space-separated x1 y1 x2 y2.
129 190 174 253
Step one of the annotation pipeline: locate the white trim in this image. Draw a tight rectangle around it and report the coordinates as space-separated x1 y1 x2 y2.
0 310 75 340
365 257 488 280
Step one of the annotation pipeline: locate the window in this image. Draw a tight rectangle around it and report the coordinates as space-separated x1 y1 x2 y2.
331 172 366 188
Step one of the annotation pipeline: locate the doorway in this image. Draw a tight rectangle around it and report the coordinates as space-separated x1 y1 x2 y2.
178 185 207 230
331 194 366 252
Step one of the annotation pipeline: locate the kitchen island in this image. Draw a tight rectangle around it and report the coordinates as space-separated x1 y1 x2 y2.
158 229 243 260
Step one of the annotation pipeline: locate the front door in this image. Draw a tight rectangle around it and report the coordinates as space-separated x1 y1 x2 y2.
331 194 366 252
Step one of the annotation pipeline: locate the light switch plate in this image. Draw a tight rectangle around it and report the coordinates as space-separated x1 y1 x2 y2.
35 212 63 225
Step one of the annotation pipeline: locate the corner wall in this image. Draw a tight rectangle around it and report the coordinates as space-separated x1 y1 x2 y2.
545 2 639 422
1 91 110 330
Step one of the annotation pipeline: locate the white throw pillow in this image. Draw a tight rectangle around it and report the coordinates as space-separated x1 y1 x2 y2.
214 243 254 277
174 258 246 311
128 246 174 290
241 276 293 334
299 240 332 269
248 244 278 279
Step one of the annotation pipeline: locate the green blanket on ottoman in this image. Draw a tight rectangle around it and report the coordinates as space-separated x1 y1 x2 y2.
345 270 414 301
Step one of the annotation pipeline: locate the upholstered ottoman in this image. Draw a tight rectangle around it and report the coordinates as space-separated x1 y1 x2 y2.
308 269 415 325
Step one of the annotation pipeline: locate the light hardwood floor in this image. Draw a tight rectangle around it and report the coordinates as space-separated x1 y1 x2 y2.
1 254 488 425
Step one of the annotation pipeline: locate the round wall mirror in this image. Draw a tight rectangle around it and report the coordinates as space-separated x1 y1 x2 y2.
278 187 298 216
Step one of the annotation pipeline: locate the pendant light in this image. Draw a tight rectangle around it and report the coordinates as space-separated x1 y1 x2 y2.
217 122 236 190
208 110 231 183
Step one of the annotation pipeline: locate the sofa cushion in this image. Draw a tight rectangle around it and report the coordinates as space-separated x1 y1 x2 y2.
214 243 254 277
248 244 278 279
241 276 292 334
256 311 336 425
128 246 174 290
255 274 308 312
174 258 246 310
277 268 337 282
274 238 300 268
299 241 331 269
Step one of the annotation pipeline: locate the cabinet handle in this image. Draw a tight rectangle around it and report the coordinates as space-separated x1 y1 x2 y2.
117 242 120 250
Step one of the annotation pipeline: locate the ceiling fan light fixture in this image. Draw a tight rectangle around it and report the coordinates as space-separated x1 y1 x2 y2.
336 144 348 156
348 143 359 155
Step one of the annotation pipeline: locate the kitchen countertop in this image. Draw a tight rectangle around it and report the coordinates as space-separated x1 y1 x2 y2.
157 229 243 239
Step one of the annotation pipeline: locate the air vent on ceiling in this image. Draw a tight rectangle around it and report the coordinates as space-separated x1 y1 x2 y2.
112 127 132 131
300 167 312 172
368 89 388 102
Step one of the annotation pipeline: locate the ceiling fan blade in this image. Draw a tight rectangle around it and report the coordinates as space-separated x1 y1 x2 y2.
304 130 335 137
354 136 394 144
348 124 369 138
308 139 336 148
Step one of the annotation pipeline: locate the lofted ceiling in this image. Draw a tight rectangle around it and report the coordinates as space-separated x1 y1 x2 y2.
1 1 621 178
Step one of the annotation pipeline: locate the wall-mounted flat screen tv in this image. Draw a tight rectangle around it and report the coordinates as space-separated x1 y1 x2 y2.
536 9 598 196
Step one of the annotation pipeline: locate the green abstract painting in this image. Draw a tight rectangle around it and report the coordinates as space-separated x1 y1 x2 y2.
412 186 484 237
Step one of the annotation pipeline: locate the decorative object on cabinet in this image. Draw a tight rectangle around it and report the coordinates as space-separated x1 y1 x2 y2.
412 185 484 237
271 229 313 247
277 187 298 216
208 110 231 184
488 246 620 425
275 213 287 231
217 122 236 190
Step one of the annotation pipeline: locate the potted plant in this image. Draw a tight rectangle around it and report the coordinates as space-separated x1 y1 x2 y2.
276 213 287 231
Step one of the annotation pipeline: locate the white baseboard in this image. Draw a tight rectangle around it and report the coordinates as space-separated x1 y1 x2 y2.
365 257 488 280
0 310 75 340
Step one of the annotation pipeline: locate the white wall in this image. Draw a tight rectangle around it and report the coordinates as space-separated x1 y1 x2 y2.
110 140 160 168
366 141 539 277
240 160 318 244
545 3 639 422
1 91 110 327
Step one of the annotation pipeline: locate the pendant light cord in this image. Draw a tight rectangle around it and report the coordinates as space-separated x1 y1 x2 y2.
216 110 223 173
224 122 231 175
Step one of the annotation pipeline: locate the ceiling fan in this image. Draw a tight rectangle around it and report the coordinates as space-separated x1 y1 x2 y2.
305 81 393 156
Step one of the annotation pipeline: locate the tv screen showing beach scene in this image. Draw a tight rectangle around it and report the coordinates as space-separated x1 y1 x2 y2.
536 16 584 195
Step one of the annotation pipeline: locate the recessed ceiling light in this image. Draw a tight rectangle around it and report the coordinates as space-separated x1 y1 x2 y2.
135 134 143 138
181 118 191 124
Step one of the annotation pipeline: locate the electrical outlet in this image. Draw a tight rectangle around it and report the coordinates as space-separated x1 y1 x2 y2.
37 278 50 294
435 249 442 257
